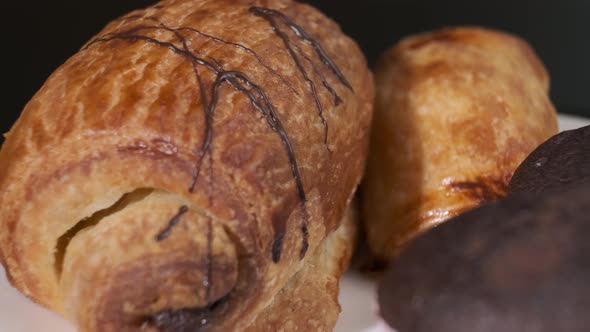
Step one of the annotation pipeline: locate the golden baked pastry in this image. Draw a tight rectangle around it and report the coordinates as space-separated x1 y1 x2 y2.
0 0 374 331
363 27 557 262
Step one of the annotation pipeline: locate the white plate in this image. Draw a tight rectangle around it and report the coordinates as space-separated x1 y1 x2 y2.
1 114 588 332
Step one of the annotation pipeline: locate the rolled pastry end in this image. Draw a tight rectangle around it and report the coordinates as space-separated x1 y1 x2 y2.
57 190 239 331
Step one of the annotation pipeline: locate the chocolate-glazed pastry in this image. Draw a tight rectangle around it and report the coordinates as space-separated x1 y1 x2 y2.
378 183 590 332
0 0 374 331
509 125 590 194
362 27 557 262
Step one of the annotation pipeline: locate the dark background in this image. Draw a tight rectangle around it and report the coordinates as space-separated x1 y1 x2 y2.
3 0 589 135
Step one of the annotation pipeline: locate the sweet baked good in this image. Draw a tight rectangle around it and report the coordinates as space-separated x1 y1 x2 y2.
0 0 374 331
362 27 557 262
509 124 590 194
378 183 590 332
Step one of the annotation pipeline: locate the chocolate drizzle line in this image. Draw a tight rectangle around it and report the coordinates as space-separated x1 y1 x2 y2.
87 28 273 194
172 26 298 95
155 205 189 241
252 10 329 149
249 7 353 91
250 6 356 261
271 233 285 263
300 217 309 259
110 16 297 96
292 41 343 106
250 6 352 151
85 6 351 263
153 20 216 195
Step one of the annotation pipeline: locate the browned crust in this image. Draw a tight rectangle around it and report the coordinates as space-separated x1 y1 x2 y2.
363 26 557 262
0 0 373 331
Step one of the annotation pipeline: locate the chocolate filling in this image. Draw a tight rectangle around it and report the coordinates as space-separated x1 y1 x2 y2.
141 295 230 332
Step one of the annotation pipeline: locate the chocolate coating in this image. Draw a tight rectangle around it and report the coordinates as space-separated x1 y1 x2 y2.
379 183 590 332
509 125 590 194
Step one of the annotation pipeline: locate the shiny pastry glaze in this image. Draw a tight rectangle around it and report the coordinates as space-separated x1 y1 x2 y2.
84 6 351 265
155 205 189 241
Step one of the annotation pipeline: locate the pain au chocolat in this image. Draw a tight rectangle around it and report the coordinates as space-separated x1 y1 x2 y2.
0 0 374 331
362 27 557 262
